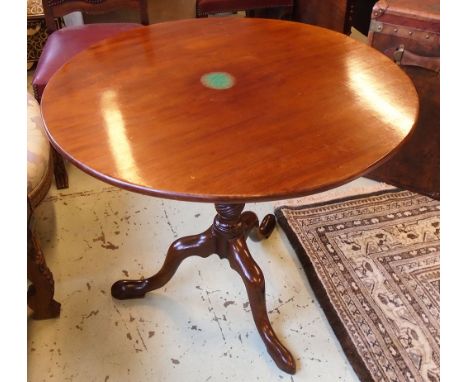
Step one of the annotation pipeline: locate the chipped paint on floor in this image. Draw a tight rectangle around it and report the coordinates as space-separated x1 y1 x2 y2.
28 165 368 381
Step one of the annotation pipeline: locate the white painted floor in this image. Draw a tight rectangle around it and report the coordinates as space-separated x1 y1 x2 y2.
28 164 389 382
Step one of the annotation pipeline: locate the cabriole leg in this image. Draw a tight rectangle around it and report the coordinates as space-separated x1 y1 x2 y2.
214 204 295 374
111 228 216 299
225 235 296 374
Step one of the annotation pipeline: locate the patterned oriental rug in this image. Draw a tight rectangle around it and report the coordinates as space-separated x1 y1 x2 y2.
275 189 440 382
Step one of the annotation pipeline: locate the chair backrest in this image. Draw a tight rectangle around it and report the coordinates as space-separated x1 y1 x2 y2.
43 0 149 33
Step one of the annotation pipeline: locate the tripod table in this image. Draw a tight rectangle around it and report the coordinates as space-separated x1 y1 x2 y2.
40 17 418 374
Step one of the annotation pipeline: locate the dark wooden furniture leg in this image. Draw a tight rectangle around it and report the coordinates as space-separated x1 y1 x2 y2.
226 234 295 373
112 228 216 298
27 226 61 319
51 146 69 189
112 204 296 374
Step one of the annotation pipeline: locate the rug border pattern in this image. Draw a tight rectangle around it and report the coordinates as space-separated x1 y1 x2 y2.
275 188 440 382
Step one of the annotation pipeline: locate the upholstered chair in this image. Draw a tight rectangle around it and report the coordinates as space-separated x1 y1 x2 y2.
33 0 149 101
196 0 294 18
32 0 149 190
27 92 61 320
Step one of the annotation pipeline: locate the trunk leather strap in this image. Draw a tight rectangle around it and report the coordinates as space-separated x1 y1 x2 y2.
385 45 440 72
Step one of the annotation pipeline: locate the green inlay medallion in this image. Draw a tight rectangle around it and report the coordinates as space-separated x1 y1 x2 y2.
200 72 235 90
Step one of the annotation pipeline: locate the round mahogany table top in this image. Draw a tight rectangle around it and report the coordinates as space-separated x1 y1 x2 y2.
41 18 419 203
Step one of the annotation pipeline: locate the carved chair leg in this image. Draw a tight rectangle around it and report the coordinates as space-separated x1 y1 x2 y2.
27 227 61 320
226 236 296 374
51 146 69 189
111 228 216 299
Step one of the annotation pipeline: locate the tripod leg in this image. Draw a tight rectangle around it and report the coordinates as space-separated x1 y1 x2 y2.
240 211 276 241
111 228 216 299
225 236 296 374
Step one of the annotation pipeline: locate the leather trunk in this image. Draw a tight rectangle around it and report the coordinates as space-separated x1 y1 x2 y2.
366 0 440 199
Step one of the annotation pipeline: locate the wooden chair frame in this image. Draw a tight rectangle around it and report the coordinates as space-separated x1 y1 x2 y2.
43 0 149 33
27 159 61 320
195 0 293 19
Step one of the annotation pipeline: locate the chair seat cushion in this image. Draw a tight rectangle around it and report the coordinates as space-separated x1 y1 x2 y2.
197 0 293 15
32 23 141 100
27 92 51 202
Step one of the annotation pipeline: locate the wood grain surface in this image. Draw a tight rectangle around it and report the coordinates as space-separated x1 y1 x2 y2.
41 17 419 203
